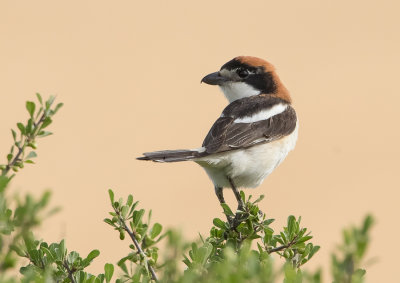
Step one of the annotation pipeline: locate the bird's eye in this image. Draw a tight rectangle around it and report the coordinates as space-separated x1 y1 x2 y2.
237 69 249 78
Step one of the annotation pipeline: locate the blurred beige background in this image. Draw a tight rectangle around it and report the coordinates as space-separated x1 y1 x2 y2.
1 0 399 281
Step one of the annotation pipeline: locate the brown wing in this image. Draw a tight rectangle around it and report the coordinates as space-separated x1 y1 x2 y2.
202 106 297 155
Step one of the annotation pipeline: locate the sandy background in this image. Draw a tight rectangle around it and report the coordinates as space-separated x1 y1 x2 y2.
1 1 399 281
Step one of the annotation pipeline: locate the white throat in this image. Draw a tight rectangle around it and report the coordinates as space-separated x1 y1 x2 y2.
219 82 260 103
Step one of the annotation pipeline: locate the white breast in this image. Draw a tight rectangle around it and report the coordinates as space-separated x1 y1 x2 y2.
196 122 298 188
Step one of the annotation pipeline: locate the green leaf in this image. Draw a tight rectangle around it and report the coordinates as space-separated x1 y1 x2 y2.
362 215 374 234
148 209 152 225
198 233 205 243
41 247 55 263
129 201 139 216
40 117 52 129
250 205 259 216
121 205 129 218
0 176 10 192
353 268 366 278
82 249 100 267
133 209 145 226
26 101 36 118
221 203 234 217
36 93 43 105
143 236 155 249
195 243 213 265
104 263 114 283
126 194 133 206
236 222 248 233
253 194 265 204
287 215 296 237
264 218 275 225
38 131 53 138
26 118 33 134
35 107 43 120
108 189 114 204
150 223 162 239
10 244 25 257
117 259 128 274
53 102 64 114
58 239 66 259
17 123 25 135
86 249 100 262
280 232 287 244
11 129 17 141
38 191 51 207
296 235 313 244
96 274 105 283
257 242 263 253
183 254 191 267
46 96 56 109
213 218 226 230
308 245 320 259
240 190 245 202
26 151 37 160
104 218 116 227
67 251 80 265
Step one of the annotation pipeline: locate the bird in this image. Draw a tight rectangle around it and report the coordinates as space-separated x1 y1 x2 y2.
137 56 298 211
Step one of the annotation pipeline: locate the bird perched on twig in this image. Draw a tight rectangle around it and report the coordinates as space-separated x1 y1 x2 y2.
137 56 298 211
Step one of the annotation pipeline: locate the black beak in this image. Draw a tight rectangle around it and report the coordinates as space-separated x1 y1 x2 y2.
201 72 229 85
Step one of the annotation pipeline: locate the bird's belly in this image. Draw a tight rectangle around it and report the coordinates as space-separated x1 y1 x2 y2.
196 124 298 188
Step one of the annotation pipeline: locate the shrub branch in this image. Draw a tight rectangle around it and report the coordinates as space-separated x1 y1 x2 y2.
267 235 298 254
63 260 77 283
113 206 158 281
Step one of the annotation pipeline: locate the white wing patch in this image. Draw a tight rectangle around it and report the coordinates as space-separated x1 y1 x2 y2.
233 103 288 123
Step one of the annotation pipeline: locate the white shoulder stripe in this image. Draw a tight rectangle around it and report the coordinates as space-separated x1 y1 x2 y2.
190 147 206 153
233 103 288 123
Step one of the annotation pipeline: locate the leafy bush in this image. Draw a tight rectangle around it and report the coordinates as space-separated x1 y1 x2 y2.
0 95 374 283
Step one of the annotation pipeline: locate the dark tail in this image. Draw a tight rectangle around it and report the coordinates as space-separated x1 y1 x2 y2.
137 149 202 163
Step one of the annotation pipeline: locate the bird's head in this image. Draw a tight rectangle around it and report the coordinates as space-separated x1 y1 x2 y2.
201 56 291 103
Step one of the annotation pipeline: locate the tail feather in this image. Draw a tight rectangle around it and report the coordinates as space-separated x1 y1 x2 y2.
137 149 202 162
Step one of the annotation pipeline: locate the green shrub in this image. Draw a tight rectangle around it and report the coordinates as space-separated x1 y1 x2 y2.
0 95 373 283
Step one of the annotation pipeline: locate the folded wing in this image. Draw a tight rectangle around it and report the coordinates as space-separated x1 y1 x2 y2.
202 106 297 155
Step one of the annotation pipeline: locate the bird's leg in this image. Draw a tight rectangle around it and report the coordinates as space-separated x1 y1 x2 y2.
214 186 225 204
228 177 245 211
215 186 233 223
